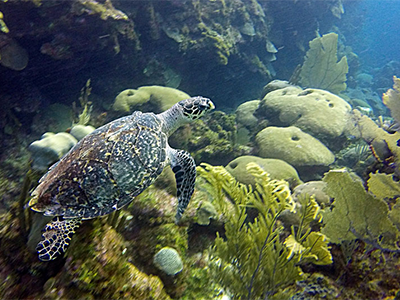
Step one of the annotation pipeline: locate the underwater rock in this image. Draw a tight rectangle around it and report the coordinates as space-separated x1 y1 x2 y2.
113 86 190 113
225 155 302 188
42 221 171 299
261 79 298 99
235 100 260 130
265 40 278 53
178 111 249 166
0 35 28 71
343 87 385 116
356 72 374 88
293 181 330 207
196 201 217 226
28 132 77 171
257 86 352 142
32 103 73 134
240 21 255 36
69 124 95 140
255 126 335 168
153 247 183 276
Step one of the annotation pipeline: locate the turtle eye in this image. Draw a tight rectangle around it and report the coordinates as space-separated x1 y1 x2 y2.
179 97 215 119
198 104 208 111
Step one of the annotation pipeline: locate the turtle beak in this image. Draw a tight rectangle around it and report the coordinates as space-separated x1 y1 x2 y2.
198 99 215 112
209 101 215 110
204 99 215 111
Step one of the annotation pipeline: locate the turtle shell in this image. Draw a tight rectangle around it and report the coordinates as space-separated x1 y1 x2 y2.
30 111 168 219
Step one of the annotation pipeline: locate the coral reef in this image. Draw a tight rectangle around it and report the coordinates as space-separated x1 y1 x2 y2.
235 99 261 130
42 220 171 299
0 35 28 71
198 163 331 299
0 11 9 33
153 247 183 276
256 86 352 143
70 124 95 141
171 111 250 166
113 86 190 113
322 170 400 252
347 109 400 166
255 126 335 168
299 33 348 94
28 132 77 171
225 155 302 188
293 181 330 208
382 76 400 124
2 0 400 298
195 201 217 226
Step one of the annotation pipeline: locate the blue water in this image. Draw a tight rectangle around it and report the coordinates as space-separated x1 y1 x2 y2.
357 0 400 66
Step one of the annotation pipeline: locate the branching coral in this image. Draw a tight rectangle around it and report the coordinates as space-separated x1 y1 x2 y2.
198 163 331 300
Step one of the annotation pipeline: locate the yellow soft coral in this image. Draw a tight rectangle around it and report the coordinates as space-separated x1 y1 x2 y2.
0 11 9 33
382 76 400 124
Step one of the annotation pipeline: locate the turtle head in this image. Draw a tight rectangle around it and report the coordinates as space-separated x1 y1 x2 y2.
178 96 215 120
159 96 215 135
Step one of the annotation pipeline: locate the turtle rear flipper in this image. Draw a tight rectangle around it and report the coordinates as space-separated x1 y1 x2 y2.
36 217 81 261
169 149 196 223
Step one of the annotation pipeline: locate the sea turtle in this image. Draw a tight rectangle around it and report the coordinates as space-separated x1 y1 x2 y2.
29 96 215 261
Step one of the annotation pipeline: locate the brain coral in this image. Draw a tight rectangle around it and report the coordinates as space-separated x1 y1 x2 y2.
255 126 335 168
235 100 260 129
153 247 183 276
256 87 351 141
225 155 302 188
113 86 190 113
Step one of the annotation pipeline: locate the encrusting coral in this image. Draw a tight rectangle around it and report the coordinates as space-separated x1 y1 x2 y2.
197 163 331 299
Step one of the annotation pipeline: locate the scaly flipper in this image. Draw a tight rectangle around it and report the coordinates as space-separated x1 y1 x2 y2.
36 217 81 261
169 148 196 223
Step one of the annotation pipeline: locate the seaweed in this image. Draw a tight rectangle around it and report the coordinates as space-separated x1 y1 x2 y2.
72 79 93 126
198 163 331 300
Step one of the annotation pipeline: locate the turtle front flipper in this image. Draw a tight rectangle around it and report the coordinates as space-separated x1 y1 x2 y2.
169 148 196 223
36 217 82 261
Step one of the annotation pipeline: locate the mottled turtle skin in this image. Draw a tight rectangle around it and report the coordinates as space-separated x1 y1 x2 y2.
29 96 215 261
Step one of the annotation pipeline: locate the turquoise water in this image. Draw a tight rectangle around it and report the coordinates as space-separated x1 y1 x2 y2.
357 0 400 65
1 1 400 299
